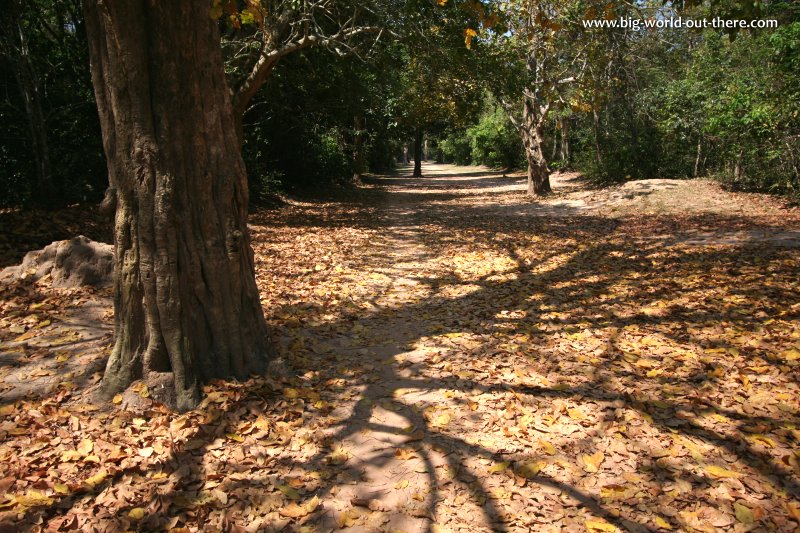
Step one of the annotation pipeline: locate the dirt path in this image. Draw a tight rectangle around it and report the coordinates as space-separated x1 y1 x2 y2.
1 163 800 532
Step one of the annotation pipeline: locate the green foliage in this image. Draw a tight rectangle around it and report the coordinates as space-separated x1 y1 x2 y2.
438 133 473 166
466 107 523 169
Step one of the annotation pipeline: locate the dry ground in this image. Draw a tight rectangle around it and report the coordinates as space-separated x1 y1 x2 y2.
1 163 800 532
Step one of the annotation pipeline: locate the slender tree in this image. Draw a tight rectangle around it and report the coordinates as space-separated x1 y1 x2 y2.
479 0 606 195
84 1 272 410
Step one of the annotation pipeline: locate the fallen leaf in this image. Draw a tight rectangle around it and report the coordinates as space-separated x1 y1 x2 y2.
11 490 53 508
654 516 672 530
337 507 361 528
705 465 740 479
733 502 754 525
138 447 154 458
279 495 320 518
538 440 556 455
128 507 146 520
582 451 604 473
76 438 93 456
488 461 510 474
84 470 108 488
515 459 546 479
277 483 300 500
585 518 617 532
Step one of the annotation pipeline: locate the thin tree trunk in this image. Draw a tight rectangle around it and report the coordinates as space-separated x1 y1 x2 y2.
694 137 702 177
592 106 603 165
84 1 272 410
413 128 423 177
559 117 570 165
6 3 53 198
352 114 366 183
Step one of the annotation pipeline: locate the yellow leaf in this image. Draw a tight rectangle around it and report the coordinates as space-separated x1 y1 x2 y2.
432 413 451 427
394 448 416 460
464 28 478 49
488 461 510 474
13 490 54 508
279 502 308 518
582 451 604 473
748 434 776 448
226 433 244 442
330 446 350 465
61 450 82 462
53 483 70 495
585 518 617 532
337 508 360 528
781 349 800 361
112 394 123 405
704 465 740 479
734 502 754 524
394 479 409 489
515 459 545 479
654 516 672 530
279 495 319 518
84 470 108 488
538 440 556 455
600 484 628 499
76 438 93 456
567 408 586 420
128 507 146 520
284 387 300 399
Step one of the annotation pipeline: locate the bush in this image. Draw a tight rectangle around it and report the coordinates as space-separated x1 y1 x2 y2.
467 108 524 169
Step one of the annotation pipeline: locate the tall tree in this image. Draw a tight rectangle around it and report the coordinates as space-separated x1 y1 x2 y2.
84 1 271 410
479 0 605 195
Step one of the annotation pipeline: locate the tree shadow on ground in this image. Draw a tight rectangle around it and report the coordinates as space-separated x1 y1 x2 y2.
3 167 800 531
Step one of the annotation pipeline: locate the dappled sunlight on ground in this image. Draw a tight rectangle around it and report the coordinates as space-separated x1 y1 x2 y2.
1 162 799 531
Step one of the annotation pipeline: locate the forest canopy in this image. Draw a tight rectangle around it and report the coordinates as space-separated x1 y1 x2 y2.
0 0 797 206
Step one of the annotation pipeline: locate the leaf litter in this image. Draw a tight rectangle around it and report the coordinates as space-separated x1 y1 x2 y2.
0 163 799 531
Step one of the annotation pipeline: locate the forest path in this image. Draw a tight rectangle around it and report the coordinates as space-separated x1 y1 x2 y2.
251 162 800 531
2 162 800 531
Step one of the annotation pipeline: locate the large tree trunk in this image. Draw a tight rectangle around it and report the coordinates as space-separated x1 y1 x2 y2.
521 99 551 196
413 128 423 178
84 1 272 410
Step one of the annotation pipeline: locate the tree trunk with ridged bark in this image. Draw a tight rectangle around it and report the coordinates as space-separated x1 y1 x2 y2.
521 98 551 196
84 0 271 410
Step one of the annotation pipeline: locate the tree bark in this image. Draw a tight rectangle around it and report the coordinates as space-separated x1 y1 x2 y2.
413 128 423 177
521 98 551 196
84 1 272 410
